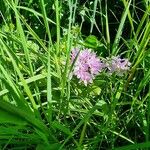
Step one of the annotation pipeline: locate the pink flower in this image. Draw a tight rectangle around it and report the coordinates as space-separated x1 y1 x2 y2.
107 56 131 76
71 48 104 85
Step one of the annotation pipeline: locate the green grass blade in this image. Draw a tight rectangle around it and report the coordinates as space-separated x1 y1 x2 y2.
0 38 38 112
114 142 150 150
39 0 53 123
112 0 132 55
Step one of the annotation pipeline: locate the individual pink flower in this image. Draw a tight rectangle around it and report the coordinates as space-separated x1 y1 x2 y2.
71 48 104 85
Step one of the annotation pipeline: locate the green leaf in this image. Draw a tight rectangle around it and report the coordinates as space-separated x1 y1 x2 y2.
36 143 61 150
18 74 46 86
84 35 99 48
0 100 48 135
52 121 72 136
90 86 101 96
0 89 8 97
0 108 27 125
114 142 150 150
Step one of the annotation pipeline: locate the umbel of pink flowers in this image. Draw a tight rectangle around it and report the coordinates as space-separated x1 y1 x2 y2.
71 47 131 86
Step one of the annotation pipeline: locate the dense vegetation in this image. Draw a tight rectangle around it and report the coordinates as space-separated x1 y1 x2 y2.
0 0 150 149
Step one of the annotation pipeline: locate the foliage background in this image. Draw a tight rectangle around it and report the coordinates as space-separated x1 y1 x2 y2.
0 0 150 149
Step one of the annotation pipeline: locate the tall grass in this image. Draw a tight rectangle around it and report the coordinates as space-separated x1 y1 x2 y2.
0 0 150 149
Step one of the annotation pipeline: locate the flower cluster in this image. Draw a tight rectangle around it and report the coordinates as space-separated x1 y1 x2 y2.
71 48 104 85
71 48 131 85
106 56 131 76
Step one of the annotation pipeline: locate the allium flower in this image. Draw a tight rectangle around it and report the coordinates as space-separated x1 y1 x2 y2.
107 56 131 76
71 48 104 85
